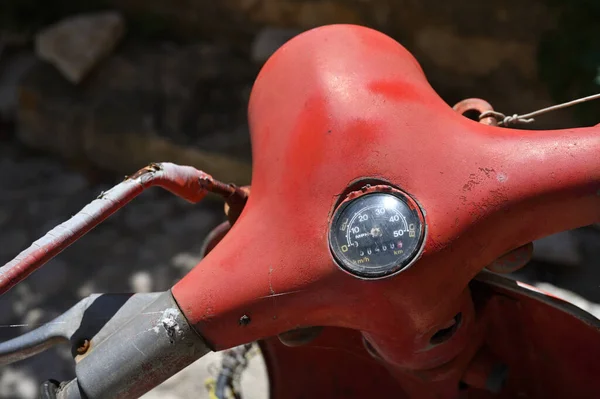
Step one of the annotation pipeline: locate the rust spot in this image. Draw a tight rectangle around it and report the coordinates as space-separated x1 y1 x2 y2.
76 339 90 355
128 163 162 180
478 167 496 178
453 98 498 126
463 174 482 191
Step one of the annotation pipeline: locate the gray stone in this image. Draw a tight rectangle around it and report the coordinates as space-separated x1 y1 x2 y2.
0 52 37 118
47 172 88 195
171 252 202 272
532 231 582 266
0 209 9 227
9 283 37 318
141 349 268 399
0 367 38 399
129 270 153 292
27 258 69 296
535 283 600 319
35 12 125 83
162 208 221 236
0 157 61 191
18 42 253 185
27 198 73 221
21 308 45 331
123 198 174 230
0 298 15 324
0 230 28 260
251 27 301 64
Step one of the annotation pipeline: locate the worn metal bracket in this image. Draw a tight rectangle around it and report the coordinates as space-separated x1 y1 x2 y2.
0 292 161 365
0 291 211 399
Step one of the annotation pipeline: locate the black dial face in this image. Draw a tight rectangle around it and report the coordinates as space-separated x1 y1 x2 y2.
329 192 425 278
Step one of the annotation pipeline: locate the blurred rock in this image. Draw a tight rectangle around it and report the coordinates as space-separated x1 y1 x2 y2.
124 199 173 230
1 1 592 129
414 27 535 78
0 209 9 226
0 32 31 50
129 270 153 292
27 259 69 296
171 252 202 272
35 12 125 84
535 283 600 319
97 0 580 128
21 308 45 330
141 349 268 399
0 230 28 259
0 368 38 399
251 27 300 64
162 208 221 235
0 52 36 119
0 297 15 324
18 42 254 185
532 231 582 267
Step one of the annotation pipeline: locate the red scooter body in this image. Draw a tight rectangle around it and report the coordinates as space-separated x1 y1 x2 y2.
171 25 600 398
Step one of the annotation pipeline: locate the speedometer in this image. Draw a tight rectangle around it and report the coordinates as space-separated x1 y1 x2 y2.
329 187 425 278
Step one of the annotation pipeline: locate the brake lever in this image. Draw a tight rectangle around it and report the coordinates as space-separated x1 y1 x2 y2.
0 292 160 365
1 291 210 399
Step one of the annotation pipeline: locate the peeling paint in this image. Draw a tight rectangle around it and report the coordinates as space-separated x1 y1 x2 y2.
160 308 182 344
268 265 275 296
259 289 304 299
496 173 508 183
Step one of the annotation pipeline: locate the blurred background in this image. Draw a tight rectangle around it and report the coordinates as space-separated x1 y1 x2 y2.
0 1 599 398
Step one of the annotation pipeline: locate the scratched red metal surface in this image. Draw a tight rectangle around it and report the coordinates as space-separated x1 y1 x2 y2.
261 276 600 398
171 25 600 398
0 163 212 295
260 327 404 399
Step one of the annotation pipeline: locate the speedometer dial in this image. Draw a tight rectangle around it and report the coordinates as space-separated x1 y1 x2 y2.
329 188 425 278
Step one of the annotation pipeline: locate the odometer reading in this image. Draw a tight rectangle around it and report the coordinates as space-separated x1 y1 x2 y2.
329 191 424 278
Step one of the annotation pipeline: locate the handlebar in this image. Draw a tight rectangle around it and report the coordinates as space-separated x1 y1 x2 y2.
0 291 210 398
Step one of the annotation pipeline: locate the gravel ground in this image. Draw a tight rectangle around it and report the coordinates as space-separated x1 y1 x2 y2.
0 140 267 398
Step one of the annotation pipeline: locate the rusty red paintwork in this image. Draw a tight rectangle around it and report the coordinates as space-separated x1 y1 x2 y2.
171 25 600 397
261 275 600 398
452 98 498 126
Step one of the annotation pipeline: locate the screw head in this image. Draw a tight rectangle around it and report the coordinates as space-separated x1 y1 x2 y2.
239 315 251 326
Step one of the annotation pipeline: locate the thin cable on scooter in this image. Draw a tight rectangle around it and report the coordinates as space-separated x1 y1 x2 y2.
479 93 600 126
